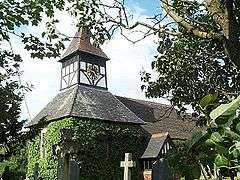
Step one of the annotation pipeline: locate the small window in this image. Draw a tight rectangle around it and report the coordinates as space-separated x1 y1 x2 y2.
166 142 170 150
69 63 74 73
80 61 86 70
40 128 47 158
62 67 66 76
164 144 167 153
74 61 78 71
66 65 70 75
100 66 105 75
143 160 153 170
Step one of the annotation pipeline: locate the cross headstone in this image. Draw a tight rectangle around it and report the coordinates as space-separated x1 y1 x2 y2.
120 153 136 180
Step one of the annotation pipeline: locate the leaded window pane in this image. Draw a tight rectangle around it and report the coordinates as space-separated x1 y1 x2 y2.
66 65 70 75
74 61 78 71
97 78 106 87
100 66 105 75
62 67 65 76
80 61 86 70
70 63 74 73
80 71 90 84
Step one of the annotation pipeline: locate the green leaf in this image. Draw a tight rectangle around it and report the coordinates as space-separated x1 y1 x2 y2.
211 132 224 143
236 122 240 133
200 93 218 109
229 142 240 158
224 128 240 140
230 148 240 159
192 166 201 179
186 130 208 152
215 117 229 125
210 95 240 121
205 139 216 147
215 154 229 168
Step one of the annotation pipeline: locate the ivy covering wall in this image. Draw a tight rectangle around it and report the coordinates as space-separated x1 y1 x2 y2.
27 118 149 180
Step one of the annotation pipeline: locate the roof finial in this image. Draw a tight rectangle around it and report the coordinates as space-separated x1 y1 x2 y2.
78 26 91 46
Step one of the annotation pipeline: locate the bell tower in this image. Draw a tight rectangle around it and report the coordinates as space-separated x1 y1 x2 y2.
59 28 109 90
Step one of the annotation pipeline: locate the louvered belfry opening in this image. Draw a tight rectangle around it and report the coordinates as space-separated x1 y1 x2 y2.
59 28 109 90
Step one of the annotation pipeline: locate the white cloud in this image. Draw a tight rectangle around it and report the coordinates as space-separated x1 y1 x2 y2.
17 4 170 121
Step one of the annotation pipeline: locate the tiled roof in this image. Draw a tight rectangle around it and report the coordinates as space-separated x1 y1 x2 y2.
141 133 169 159
26 86 196 140
61 28 109 60
25 85 145 127
115 96 196 139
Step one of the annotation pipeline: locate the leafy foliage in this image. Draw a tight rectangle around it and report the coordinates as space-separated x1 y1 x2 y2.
167 140 202 179
27 118 149 180
137 0 240 113
0 147 27 180
168 94 240 179
141 32 240 113
0 0 68 161
0 49 26 161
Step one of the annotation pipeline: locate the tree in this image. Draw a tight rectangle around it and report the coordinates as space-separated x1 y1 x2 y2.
0 147 27 179
141 32 240 113
139 0 240 111
161 0 240 68
168 93 240 179
0 0 67 161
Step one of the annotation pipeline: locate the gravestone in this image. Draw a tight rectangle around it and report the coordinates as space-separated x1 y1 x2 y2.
55 128 81 180
152 158 173 180
69 159 80 180
120 153 136 180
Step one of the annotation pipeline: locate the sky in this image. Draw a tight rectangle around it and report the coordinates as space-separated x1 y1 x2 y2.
16 0 170 121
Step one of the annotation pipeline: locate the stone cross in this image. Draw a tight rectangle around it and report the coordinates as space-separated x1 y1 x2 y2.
120 153 136 180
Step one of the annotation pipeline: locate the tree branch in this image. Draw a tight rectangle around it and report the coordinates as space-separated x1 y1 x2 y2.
204 0 225 29
161 0 223 40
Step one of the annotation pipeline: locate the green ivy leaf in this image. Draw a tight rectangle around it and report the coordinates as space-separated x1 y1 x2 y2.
230 142 240 159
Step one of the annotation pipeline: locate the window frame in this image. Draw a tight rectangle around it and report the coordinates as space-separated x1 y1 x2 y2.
40 128 47 159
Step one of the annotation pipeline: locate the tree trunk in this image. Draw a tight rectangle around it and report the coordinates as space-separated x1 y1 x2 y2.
224 39 240 69
229 170 235 180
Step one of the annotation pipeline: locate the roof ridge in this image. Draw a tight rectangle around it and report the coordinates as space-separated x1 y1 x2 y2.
115 95 172 107
112 94 146 124
69 85 79 116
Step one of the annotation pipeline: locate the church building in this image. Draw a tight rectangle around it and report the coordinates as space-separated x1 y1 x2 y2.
26 28 195 180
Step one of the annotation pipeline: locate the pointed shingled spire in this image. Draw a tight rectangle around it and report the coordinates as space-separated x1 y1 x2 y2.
60 28 109 61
